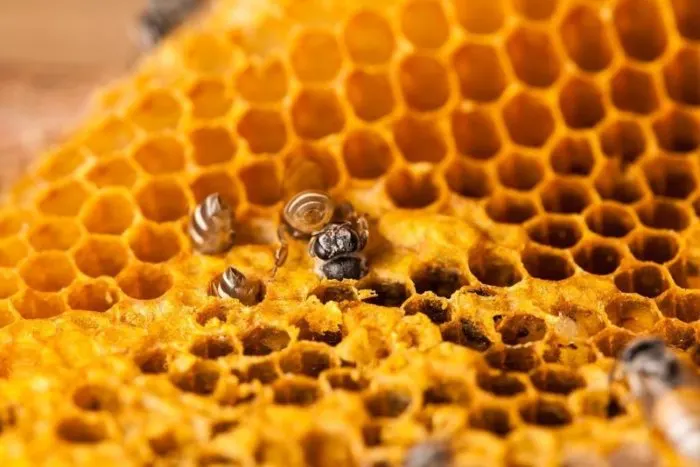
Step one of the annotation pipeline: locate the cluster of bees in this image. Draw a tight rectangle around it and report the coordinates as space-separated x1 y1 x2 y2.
188 190 369 304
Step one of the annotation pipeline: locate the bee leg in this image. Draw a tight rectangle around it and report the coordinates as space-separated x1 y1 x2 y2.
271 224 290 278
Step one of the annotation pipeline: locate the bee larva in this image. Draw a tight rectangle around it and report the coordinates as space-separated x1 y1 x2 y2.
611 337 700 462
188 193 235 255
403 439 453 467
137 0 204 50
209 266 263 306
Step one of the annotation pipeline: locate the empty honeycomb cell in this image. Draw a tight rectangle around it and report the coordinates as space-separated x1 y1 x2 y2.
394 115 447 164
302 430 357 467
189 334 237 360
66 279 120 313
476 371 526 397
423 375 471 405
295 319 344 347
540 179 592 214
129 89 182 132
451 109 501 160
20 251 75 292
550 137 595 177
74 236 128 278
444 158 492 199
411 262 468 298
28 218 81 251
584 203 636 238
291 88 346 140
628 231 679 264
236 59 288 104
652 317 696 349
12 289 65 319
37 147 86 182
669 255 700 289
670 0 700 40
237 108 287 154
636 199 690 231
322 369 368 392
514 0 559 20
502 92 555 148
189 126 237 166
486 345 541 372
345 70 395 122
613 0 668 62
658 291 700 323
358 278 411 307
442 317 493 351
0 270 18 299
526 216 582 249
238 358 280 384
614 264 669 298
486 192 538 224
81 191 134 235
529 367 585 395
309 283 358 304
290 29 342 83
643 156 697 199
452 42 506 103
85 156 138 189
187 78 232 120
241 326 291 356
72 384 120 412
599 119 647 167
506 27 561 88
559 5 614 73
497 314 547 345
128 222 181 263
403 294 452 324
0 238 28 268
605 295 660 332
400 0 449 49
343 10 395 65
181 33 230 74
36 180 91 217
170 360 220 395
559 77 606 130
83 117 136 156
279 343 337 378
148 430 179 457
469 248 523 287
342 129 394 180
55 416 107 444
573 240 623 276
239 160 282 206
133 347 169 374
543 340 597 367
190 170 239 208
610 67 659 115
398 54 450 113
497 153 545 192
594 166 646 205
0 209 29 238
522 246 575 281
385 168 439 209
132 135 186 175
580 391 626 419
652 109 700 153
453 0 505 34
469 406 513 436
663 47 700 106
274 377 321 406
117 263 173 300
282 144 341 196
364 386 413 418
519 399 572 427
136 178 190 223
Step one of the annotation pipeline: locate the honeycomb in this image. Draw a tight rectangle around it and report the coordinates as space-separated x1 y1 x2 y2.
1 0 700 465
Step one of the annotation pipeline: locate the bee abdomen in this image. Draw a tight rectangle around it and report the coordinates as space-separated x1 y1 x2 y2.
656 390 700 461
209 267 262 306
188 193 235 254
403 440 453 467
283 190 334 236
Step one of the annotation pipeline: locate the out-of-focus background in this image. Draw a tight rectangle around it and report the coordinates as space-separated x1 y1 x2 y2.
0 0 145 188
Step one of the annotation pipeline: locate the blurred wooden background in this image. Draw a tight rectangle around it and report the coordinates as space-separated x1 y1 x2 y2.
0 0 145 188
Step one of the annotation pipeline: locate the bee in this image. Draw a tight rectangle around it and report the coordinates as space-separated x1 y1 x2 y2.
403 439 453 467
209 266 264 306
610 337 700 462
273 190 369 280
136 0 204 50
188 193 236 254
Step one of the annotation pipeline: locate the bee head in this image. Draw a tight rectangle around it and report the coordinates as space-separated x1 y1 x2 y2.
310 223 360 261
614 337 682 388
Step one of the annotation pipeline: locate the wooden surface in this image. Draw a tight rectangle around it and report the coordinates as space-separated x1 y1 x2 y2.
0 0 145 190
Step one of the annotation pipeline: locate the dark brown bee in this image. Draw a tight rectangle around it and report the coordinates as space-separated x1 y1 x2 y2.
403 439 453 467
611 337 700 462
136 0 204 50
273 190 369 280
188 193 235 254
209 266 263 306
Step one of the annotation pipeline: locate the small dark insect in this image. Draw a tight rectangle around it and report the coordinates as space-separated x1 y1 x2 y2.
188 193 236 255
273 190 369 280
209 266 263 306
403 439 453 467
611 337 700 462
137 0 204 50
